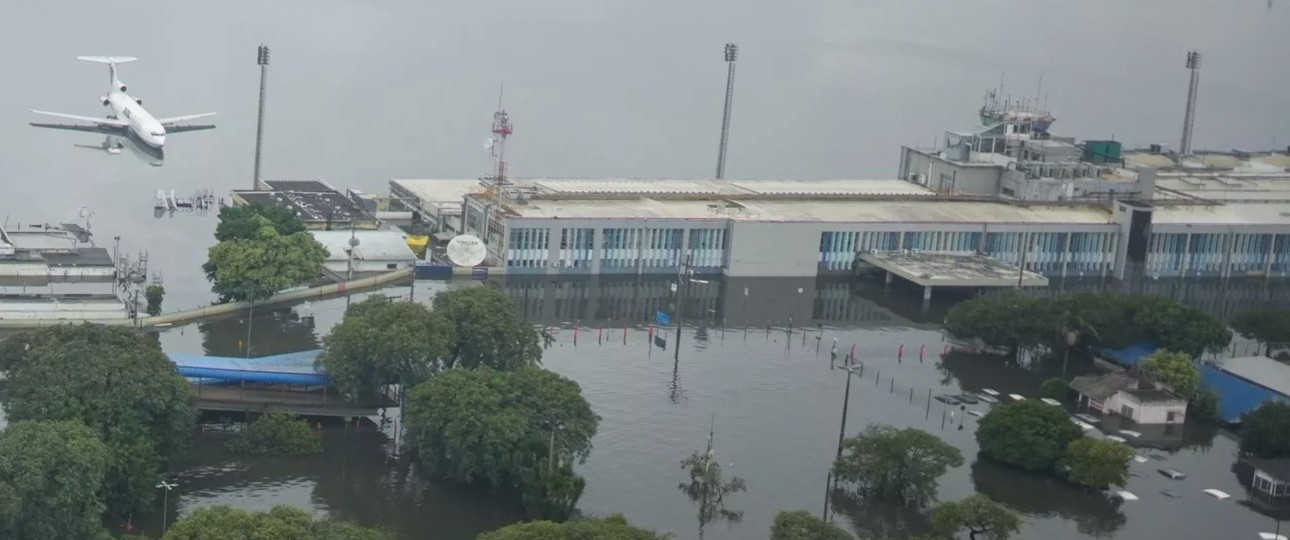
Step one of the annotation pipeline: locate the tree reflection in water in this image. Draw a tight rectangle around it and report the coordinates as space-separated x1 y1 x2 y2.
827 488 932 539
971 458 1127 537
199 307 319 358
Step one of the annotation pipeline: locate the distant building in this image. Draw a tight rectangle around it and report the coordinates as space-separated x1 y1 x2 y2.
310 230 417 275
1069 371 1187 425
232 179 380 231
0 224 126 320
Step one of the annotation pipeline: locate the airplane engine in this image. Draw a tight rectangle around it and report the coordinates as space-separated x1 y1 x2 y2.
100 95 109 106
136 99 143 105
118 84 127 92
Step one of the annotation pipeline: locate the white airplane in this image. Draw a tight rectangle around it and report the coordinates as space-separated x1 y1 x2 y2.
30 56 216 166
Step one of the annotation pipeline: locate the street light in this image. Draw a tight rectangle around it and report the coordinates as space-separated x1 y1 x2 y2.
156 480 177 536
823 355 860 522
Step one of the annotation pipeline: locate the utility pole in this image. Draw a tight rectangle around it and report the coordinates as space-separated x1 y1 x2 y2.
156 480 177 536
1180 51 1201 156
675 254 693 360
824 355 857 522
253 45 270 190
715 43 739 179
245 299 254 358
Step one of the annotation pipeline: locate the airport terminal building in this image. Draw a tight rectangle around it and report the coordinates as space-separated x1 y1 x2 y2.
396 108 1290 280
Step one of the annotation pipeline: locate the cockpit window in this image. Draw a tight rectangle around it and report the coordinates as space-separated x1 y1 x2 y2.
151 131 165 137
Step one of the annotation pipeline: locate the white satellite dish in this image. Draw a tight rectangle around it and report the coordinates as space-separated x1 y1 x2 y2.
446 234 487 267
483 137 495 150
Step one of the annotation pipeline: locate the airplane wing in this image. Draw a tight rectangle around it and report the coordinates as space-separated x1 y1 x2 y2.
31 110 129 127
29 122 122 135
166 124 216 134
157 113 216 126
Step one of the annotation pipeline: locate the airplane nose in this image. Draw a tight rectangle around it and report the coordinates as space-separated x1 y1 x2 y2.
153 134 166 146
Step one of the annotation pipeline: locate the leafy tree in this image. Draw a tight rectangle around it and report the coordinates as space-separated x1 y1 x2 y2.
519 463 587 523
0 420 111 540
831 424 964 507
1 325 196 515
1240 401 1290 458
976 400 1082 472
319 296 454 402
145 283 165 316
226 412 323 456
930 495 1021 540
1138 350 1200 397
770 510 855 540
162 505 391 540
432 286 544 370
943 293 1057 351
1062 438 1133 488
679 448 747 532
405 367 599 517
204 214 328 302
1231 304 1290 357
213 204 307 242
477 515 668 540
1130 295 1231 356
1038 378 1068 402
1189 388 1222 424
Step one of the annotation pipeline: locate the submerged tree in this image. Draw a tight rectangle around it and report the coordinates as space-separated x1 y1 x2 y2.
1138 350 1200 397
1231 304 1290 357
976 400 1082 472
930 495 1021 540
478 515 668 540
770 510 854 540
678 418 747 538
831 424 963 508
204 214 327 302
319 296 454 402
1241 401 1290 459
1061 438 1133 489
145 283 165 316
226 412 323 457
161 505 391 540
432 285 544 370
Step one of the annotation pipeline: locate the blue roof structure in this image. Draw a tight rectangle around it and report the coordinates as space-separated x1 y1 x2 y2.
1200 363 1290 423
167 350 328 386
1099 341 1159 367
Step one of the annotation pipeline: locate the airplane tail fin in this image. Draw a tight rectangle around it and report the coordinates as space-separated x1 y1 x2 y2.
77 56 137 90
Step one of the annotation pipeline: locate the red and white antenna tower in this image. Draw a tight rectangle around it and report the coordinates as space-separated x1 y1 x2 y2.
483 85 513 188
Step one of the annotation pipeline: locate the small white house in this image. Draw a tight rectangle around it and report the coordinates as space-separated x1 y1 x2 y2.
310 230 417 275
1070 372 1187 425
1247 459 1290 498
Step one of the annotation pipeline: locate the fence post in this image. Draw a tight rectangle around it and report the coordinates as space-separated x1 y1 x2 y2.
890 378 894 393
925 389 932 420
909 386 914 403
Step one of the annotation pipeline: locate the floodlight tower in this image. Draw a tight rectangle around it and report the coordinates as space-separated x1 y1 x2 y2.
715 43 739 179
1179 50 1202 156
253 45 270 190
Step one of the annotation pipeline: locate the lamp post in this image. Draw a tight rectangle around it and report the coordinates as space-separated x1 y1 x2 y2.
823 355 859 522
156 480 177 536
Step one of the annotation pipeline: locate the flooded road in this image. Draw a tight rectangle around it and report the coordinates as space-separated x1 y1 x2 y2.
111 276 1290 539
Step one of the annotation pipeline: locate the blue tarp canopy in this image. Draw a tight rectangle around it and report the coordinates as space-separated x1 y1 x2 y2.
1099 341 1158 368
168 350 328 386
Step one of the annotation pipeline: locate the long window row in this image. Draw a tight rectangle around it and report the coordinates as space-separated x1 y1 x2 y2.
507 228 550 268
688 228 727 268
558 228 595 269
819 229 1119 274
1146 233 1290 277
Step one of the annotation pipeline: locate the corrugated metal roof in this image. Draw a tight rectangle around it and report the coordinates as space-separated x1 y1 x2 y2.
535 179 722 195
1217 356 1290 397
730 179 933 197
390 179 484 203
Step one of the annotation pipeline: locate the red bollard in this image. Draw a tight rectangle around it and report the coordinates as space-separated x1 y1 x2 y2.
919 344 926 362
849 343 857 359
898 343 905 361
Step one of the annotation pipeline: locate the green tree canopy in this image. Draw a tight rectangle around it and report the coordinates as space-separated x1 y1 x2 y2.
943 292 1230 355
1139 350 1200 397
1189 388 1222 424
226 412 323 457
318 296 454 401
770 510 855 540
214 204 307 242
1 325 196 515
432 286 544 370
0 420 111 540
930 495 1021 540
162 505 391 540
679 448 747 531
976 400 1082 472
831 424 964 507
1062 438 1133 488
1231 304 1290 357
1038 378 1068 402
145 283 165 316
477 515 668 540
204 214 328 302
405 367 599 517
1240 401 1290 458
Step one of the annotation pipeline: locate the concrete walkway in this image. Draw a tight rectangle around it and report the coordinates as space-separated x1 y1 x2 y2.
0 267 412 330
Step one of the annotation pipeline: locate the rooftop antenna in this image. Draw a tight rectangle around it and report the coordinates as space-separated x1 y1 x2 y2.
1180 50 1202 156
482 83 512 188
715 43 739 179
252 45 270 190
1034 74 1044 111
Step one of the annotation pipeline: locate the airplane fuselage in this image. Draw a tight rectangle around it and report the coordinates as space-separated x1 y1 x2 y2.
106 91 165 148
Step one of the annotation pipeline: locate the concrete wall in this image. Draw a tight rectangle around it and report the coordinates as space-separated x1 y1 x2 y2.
1113 392 1187 424
726 222 820 277
0 299 128 320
